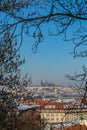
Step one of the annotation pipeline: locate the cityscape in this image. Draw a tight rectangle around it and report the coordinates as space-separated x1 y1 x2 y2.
0 83 87 130
0 1 87 130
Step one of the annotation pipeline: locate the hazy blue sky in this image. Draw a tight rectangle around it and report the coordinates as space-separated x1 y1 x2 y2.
20 24 87 86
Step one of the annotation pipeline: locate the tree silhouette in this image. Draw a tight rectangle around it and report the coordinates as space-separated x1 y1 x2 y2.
0 0 87 54
1 1 87 129
0 32 25 87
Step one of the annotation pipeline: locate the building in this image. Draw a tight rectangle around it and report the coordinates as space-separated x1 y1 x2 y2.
40 101 87 124
22 99 87 124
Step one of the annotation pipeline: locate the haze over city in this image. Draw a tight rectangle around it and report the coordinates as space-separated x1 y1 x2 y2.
20 29 87 85
1 1 87 130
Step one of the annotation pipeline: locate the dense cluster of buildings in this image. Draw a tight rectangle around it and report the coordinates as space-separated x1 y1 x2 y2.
0 85 87 130
22 98 87 124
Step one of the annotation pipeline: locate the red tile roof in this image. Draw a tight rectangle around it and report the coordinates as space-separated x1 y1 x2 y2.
65 124 87 130
22 99 69 110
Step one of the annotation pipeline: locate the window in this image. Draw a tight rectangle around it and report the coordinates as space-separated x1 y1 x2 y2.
61 114 63 116
56 118 58 121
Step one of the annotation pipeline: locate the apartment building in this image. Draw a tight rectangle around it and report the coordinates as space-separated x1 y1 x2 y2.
40 102 87 124
41 109 65 123
22 99 87 124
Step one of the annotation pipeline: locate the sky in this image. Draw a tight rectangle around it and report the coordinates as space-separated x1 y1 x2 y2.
0 1 87 87
20 24 87 86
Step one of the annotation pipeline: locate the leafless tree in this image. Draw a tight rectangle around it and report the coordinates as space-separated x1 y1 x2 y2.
66 66 87 105
1 0 87 110
0 32 25 87
0 0 87 54
0 33 25 129
1 0 87 72
1 0 87 86
1 1 87 128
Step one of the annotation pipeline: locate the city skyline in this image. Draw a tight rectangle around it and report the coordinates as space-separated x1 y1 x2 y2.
20 26 87 85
